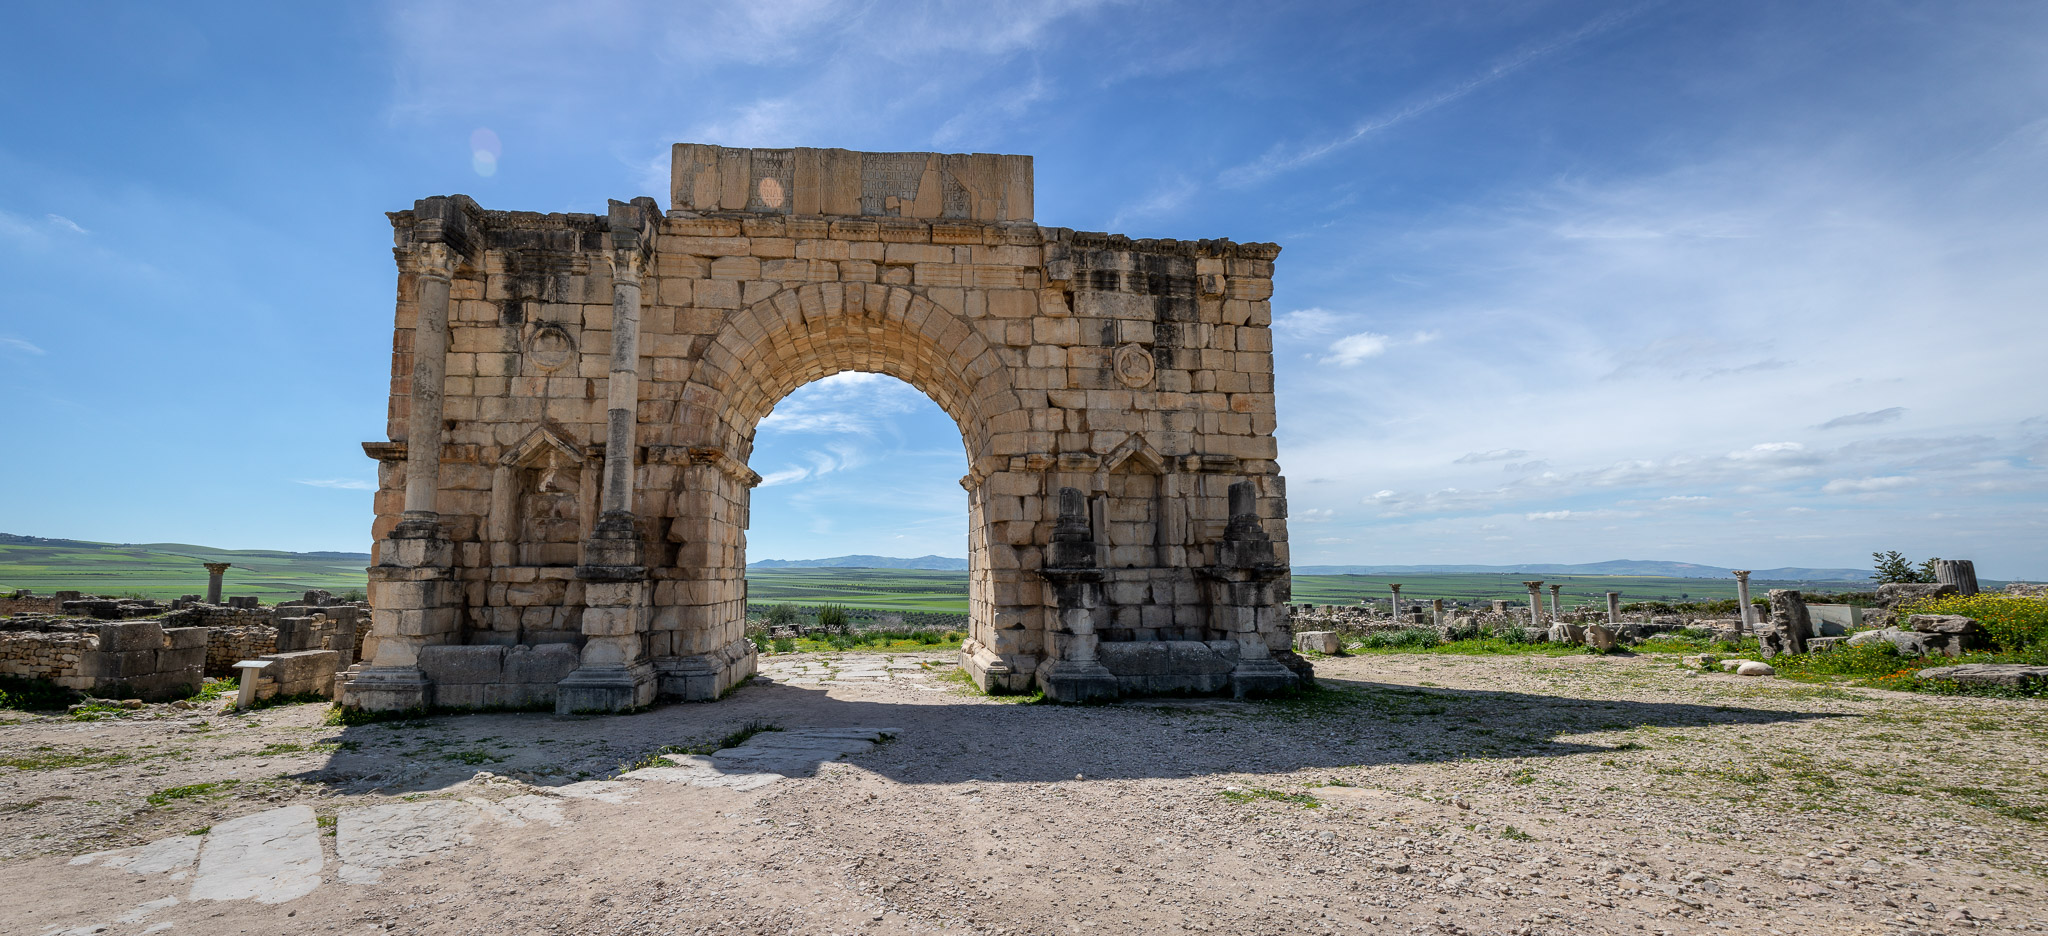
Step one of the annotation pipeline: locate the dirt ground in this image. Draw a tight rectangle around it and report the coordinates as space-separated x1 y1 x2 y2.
2 649 2045 936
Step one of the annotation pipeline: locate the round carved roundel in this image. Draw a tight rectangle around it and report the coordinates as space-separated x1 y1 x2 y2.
1113 343 1155 388
527 324 576 372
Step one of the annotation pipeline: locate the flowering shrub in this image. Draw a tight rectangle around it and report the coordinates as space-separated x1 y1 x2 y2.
1899 593 2048 652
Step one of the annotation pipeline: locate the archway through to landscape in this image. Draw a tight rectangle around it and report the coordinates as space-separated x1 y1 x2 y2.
668 284 1026 684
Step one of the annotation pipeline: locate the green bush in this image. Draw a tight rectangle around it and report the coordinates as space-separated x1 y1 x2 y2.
1356 628 1440 650
767 604 800 626
771 637 796 654
1902 593 2048 652
817 605 848 630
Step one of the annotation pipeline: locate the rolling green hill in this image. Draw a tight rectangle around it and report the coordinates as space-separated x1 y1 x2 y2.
0 535 368 602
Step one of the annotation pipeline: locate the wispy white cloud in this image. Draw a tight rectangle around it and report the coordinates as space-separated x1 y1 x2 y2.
1220 3 1654 186
1 336 47 356
296 479 376 491
1817 407 1906 430
1820 475 1916 495
44 214 87 235
1455 449 1529 464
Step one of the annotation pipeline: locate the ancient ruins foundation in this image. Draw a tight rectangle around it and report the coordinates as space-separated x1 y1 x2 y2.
345 145 1306 713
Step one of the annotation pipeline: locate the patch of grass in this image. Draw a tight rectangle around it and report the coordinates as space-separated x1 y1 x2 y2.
1771 642 2048 698
0 675 82 712
1509 768 1538 785
247 691 333 711
190 678 239 703
67 700 134 722
254 741 352 757
939 667 1047 703
617 721 783 773
1938 786 2043 823
444 748 507 766
0 800 43 813
1500 825 1535 841
1218 787 1321 808
186 826 210 836
1709 765 1771 785
146 779 240 807
0 748 130 771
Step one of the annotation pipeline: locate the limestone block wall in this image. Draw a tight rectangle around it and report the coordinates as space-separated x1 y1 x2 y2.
0 620 206 699
205 626 278 676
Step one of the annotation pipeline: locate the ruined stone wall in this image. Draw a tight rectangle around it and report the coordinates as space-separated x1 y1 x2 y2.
0 595 61 616
205 625 278 677
0 620 206 699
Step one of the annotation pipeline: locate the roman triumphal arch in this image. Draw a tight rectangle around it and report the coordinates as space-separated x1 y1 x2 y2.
343 145 1308 713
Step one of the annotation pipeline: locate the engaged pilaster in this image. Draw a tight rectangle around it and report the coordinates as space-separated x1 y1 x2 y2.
1035 487 1118 703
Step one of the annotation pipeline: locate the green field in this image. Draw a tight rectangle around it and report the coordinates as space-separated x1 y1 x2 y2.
744 567 969 613
0 538 368 602
1 534 1878 614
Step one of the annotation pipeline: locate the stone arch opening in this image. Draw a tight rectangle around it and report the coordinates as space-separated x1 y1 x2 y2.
669 283 1022 674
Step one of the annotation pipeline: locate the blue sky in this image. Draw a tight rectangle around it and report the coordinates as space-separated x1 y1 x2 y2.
2 2 2045 578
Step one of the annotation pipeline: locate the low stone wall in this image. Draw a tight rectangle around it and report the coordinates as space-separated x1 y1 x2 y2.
413 643 581 709
206 625 278 677
251 649 342 700
0 595 61 616
1097 640 1239 695
0 619 206 699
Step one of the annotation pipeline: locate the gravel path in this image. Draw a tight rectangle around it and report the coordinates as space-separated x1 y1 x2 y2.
1 649 2043 935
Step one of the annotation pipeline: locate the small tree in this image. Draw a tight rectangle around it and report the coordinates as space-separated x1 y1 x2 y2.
767 603 799 626
1871 550 1938 584
817 604 848 631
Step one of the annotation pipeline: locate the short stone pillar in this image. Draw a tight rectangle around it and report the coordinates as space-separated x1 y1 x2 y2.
1523 581 1545 628
1932 559 1979 596
1431 598 1444 630
1763 589 1811 657
1037 487 1117 702
1732 571 1755 633
1388 584 1403 621
203 563 232 605
1548 584 1563 620
1605 592 1620 625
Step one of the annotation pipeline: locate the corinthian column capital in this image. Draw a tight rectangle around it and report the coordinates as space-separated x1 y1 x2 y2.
607 248 647 287
409 241 457 280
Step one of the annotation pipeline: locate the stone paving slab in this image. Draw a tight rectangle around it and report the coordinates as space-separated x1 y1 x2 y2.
188 805 324 904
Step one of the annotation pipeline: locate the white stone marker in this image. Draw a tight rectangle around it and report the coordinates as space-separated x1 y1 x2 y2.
231 660 271 711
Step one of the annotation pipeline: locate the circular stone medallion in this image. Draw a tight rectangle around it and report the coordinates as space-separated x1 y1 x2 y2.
526 324 576 372
1113 343 1156 388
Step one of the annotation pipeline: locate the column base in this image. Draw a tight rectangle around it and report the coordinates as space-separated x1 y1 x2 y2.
959 640 1037 694
1035 659 1121 703
554 661 657 714
654 637 758 701
339 666 432 712
1229 658 1303 699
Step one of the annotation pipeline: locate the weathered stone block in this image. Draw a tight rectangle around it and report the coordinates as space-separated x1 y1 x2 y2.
416 644 507 686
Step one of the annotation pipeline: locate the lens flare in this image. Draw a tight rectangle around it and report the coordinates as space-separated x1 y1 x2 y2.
470 127 502 177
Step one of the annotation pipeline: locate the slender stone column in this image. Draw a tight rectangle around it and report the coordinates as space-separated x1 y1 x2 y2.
559 199 661 715
1732 571 1755 633
1388 583 1403 622
1431 598 1444 630
1606 592 1620 625
599 251 644 521
203 563 231 604
1524 581 1545 628
401 242 455 524
1549 584 1563 620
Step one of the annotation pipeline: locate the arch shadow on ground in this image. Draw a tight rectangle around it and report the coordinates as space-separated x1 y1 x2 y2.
285 672 1850 794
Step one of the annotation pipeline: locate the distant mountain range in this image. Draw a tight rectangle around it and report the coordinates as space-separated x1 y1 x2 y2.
748 554 969 571
1291 560 1874 581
